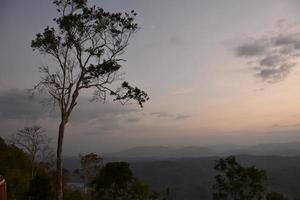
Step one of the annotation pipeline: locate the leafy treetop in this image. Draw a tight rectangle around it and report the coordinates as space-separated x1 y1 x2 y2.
31 0 149 114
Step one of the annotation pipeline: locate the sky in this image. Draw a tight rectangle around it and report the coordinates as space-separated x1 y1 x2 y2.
2 0 300 155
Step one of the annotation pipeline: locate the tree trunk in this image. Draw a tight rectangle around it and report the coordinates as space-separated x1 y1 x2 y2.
56 120 66 200
31 157 34 180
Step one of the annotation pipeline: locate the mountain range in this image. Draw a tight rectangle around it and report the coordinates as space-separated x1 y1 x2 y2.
106 142 300 158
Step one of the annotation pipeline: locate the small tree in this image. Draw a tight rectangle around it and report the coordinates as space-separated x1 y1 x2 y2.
149 189 172 200
9 125 53 179
28 169 54 200
266 192 288 200
74 153 102 196
91 162 149 200
212 156 267 200
30 0 149 199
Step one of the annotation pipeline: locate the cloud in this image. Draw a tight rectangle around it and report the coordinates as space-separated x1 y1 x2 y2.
273 34 299 46
269 122 300 129
258 62 296 82
58 98 141 135
150 112 191 121
0 89 142 136
150 112 172 118
234 22 300 83
0 89 51 121
126 117 141 123
175 114 191 120
259 55 281 67
236 43 266 57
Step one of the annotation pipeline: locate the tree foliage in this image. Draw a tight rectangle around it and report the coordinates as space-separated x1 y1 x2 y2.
64 190 84 200
74 153 102 198
266 192 288 200
91 162 149 200
28 169 54 200
31 0 149 109
212 156 267 200
0 136 31 199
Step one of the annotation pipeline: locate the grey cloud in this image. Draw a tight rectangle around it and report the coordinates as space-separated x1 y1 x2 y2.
126 117 141 123
273 34 300 51
150 112 172 118
150 112 191 120
274 35 298 46
0 89 50 121
64 98 141 135
235 43 266 57
279 46 294 55
175 114 191 120
0 89 142 136
259 55 281 67
294 41 300 49
235 23 300 83
258 63 296 83
269 122 300 129
0 89 137 122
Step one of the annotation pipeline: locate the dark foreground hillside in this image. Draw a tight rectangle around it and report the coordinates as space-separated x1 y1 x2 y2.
129 155 300 200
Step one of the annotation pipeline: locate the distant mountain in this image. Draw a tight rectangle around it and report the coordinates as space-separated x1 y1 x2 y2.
130 155 300 200
62 141 300 200
172 146 216 157
64 155 300 199
108 146 173 158
224 142 300 156
108 145 216 158
106 142 300 158
64 156 81 171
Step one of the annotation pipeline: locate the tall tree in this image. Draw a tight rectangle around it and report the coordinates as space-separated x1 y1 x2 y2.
212 156 267 200
30 0 149 199
9 125 53 179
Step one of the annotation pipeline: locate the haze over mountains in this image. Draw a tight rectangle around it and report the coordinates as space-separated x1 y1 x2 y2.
130 155 300 199
64 142 300 200
107 141 300 158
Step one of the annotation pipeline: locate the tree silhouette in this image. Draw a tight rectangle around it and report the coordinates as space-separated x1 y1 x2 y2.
212 156 266 200
28 169 54 200
0 137 32 199
266 192 288 200
91 162 149 200
30 0 149 199
9 126 53 179
74 153 102 197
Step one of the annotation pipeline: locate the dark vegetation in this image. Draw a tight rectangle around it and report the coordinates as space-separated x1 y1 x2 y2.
129 156 300 199
3 133 300 199
0 136 169 200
